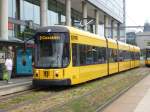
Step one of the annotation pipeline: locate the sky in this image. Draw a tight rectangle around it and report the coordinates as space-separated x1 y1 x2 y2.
126 0 150 26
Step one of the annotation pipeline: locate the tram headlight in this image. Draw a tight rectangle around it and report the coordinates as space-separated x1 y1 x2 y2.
36 70 39 74
54 70 59 77
35 70 39 77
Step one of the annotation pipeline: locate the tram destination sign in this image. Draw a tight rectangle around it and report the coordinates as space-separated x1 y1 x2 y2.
39 35 60 40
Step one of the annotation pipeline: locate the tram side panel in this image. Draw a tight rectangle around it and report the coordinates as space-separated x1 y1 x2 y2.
145 60 150 66
107 39 119 75
69 34 108 84
145 49 150 66
129 45 135 69
118 42 131 72
134 47 140 67
130 53 135 68
108 49 119 74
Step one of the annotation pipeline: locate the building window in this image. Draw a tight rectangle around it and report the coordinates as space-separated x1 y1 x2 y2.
48 10 59 25
8 0 16 18
21 0 40 24
8 0 16 38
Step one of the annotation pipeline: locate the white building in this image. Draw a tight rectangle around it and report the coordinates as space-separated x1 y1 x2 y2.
0 0 125 42
136 32 150 49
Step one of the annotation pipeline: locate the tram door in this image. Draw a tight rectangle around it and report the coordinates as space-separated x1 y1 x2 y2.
16 48 33 76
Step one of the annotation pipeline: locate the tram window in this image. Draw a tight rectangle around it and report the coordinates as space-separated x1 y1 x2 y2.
132 52 135 60
124 51 130 61
77 44 107 66
97 47 106 64
133 52 135 60
138 53 140 59
134 52 140 60
134 52 136 60
146 49 150 58
93 47 99 64
62 43 69 67
72 44 79 66
109 48 118 63
80 45 86 65
130 52 134 60
40 41 52 57
129 52 131 60
137 53 140 59
86 46 93 65
35 33 70 68
119 50 131 61
134 53 137 60
118 50 123 61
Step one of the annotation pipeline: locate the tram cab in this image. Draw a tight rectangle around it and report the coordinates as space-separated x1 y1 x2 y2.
145 48 150 67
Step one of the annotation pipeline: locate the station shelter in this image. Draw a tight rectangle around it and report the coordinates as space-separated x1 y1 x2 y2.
0 39 34 80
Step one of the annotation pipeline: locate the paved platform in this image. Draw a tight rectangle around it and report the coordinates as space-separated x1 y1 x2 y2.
0 77 32 96
0 77 32 86
102 75 150 112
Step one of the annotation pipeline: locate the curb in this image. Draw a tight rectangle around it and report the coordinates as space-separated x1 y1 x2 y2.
0 81 32 96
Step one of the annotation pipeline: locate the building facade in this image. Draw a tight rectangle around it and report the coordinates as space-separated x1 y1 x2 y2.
126 32 136 45
143 22 150 32
136 32 150 49
0 0 125 41
136 32 150 57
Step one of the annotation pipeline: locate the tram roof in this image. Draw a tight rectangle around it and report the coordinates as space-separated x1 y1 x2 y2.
36 25 69 33
36 25 106 40
36 26 140 51
66 26 106 40
134 46 140 52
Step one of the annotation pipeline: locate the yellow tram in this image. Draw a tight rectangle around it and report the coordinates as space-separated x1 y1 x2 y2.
145 48 150 66
33 26 140 86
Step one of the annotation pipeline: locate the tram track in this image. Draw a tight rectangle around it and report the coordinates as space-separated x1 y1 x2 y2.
44 67 149 112
4 90 55 111
0 67 149 112
2 87 72 112
44 68 144 112
29 68 144 112
0 89 36 102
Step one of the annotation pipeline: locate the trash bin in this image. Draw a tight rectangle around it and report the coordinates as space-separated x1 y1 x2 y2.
0 64 4 80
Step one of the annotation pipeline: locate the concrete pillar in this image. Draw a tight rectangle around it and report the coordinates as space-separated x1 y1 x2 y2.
40 0 48 27
117 23 120 40
82 1 87 31
0 0 8 40
65 0 71 26
104 15 106 37
111 20 114 39
95 9 99 34
15 0 20 37
104 15 110 38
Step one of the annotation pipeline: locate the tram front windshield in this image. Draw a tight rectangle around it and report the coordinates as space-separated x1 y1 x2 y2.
146 49 150 58
35 32 69 68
